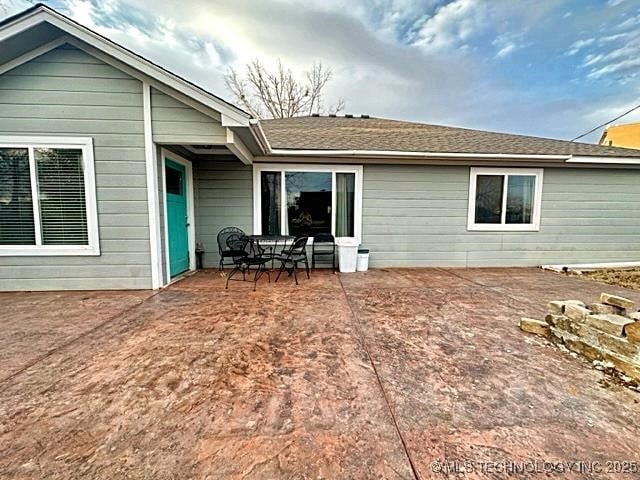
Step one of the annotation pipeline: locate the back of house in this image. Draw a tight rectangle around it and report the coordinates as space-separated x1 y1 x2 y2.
1 4 639 291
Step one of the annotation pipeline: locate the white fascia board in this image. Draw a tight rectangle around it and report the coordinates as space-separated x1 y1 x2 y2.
250 119 273 154
567 155 640 165
225 129 253 165
0 9 43 41
221 114 248 127
263 149 640 164
0 8 250 127
267 148 571 160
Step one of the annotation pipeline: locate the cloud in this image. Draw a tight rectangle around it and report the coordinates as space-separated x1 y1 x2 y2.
607 0 626 6
59 0 233 93
495 43 516 58
0 0 32 16
577 29 640 81
587 57 640 80
51 0 487 123
327 0 442 44
412 0 489 51
616 13 640 30
565 37 595 56
492 33 527 59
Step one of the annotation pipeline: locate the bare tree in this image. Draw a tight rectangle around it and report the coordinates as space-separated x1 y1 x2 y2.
225 59 345 119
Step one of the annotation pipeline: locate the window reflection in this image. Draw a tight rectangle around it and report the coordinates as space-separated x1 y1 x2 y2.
261 171 280 235
285 172 332 237
474 175 503 224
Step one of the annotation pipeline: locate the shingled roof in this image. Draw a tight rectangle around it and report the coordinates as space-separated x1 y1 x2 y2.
260 116 640 158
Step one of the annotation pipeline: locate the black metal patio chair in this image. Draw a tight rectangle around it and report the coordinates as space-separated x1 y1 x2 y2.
225 235 271 291
274 236 310 285
217 226 245 270
311 233 336 272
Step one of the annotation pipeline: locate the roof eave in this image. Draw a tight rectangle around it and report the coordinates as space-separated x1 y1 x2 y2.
266 148 572 161
249 119 273 155
567 155 640 165
258 149 640 165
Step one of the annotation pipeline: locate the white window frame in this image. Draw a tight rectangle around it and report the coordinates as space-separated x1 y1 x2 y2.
253 163 363 245
0 136 100 256
467 167 544 232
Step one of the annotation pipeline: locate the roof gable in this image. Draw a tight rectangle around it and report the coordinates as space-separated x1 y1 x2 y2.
0 3 250 127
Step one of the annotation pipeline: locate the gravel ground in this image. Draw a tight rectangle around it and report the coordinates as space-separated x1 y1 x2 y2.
579 268 640 291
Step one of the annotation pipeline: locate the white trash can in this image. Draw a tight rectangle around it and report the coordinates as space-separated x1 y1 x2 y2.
356 248 369 272
338 240 359 273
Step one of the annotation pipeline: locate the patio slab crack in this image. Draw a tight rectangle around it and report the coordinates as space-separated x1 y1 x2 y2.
338 274 421 480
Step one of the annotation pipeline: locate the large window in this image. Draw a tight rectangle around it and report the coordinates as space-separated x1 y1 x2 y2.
467 167 543 231
254 165 362 243
0 137 99 255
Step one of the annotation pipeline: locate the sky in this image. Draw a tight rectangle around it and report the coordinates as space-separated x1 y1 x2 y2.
2 0 640 143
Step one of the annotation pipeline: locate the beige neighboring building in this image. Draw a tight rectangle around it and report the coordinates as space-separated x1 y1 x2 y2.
599 123 640 149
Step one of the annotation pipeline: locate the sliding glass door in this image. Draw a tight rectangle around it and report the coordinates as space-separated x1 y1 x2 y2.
254 165 362 243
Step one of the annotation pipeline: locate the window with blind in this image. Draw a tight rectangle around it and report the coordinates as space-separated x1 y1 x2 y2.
35 148 88 245
0 138 99 256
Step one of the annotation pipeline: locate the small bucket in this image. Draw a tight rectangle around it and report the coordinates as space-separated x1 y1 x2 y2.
356 248 369 272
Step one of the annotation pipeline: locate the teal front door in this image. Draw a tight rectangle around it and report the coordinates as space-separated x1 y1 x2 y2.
165 159 189 277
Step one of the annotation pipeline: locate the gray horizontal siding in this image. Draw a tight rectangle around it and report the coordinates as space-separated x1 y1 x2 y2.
0 45 151 290
9 61 133 78
194 159 253 267
2 90 142 106
0 104 142 120
150 88 226 144
0 75 142 93
362 165 640 267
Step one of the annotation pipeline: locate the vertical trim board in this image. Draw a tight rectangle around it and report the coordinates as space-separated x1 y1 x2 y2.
143 81 162 289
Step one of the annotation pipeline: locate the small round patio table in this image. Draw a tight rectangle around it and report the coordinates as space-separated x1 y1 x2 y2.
248 234 295 269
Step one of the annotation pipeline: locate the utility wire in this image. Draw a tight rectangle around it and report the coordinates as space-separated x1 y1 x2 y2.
571 101 640 142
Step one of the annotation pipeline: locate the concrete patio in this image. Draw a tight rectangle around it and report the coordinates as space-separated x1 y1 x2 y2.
1 268 639 479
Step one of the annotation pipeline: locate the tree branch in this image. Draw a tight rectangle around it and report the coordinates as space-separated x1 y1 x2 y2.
223 58 345 118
